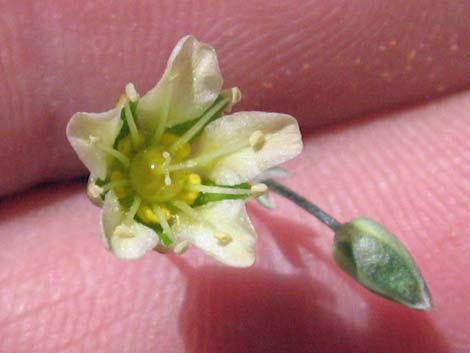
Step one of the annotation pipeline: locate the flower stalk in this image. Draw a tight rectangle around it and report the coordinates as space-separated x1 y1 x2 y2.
263 179 342 231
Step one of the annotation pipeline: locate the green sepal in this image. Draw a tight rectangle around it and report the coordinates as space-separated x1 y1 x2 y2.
192 180 251 207
333 217 432 310
167 95 226 139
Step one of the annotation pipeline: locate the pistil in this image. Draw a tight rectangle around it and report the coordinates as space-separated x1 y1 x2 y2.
162 151 172 186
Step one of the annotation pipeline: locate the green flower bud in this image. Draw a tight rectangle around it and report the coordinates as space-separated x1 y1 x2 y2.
333 217 432 310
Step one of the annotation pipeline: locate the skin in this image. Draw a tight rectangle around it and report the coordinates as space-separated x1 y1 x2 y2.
0 1 469 352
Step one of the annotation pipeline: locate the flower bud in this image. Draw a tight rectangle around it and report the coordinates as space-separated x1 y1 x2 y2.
333 217 432 310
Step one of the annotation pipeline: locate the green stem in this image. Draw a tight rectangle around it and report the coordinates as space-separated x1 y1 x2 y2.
264 179 342 231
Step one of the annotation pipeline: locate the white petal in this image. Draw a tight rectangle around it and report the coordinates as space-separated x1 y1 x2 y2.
100 192 158 259
137 35 223 131
100 191 123 250
193 112 303 185
110 222 159 260
172 200 256 267
66 108 123 179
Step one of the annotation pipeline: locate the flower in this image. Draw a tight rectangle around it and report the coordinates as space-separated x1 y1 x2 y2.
66 35 303 267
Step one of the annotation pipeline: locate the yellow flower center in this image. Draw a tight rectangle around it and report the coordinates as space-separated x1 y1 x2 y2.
104 129 203 234
129 147 186 203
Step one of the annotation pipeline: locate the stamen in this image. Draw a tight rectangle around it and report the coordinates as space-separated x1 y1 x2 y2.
169 97 228 153
137 203 159 224
124 102 141 149
186 184 251 195
171 200 201 221
93 139 130 167
87 177 104 206
250 183 268 197
193 141 250 164
168 141 248 173
126 196 142 223
153 206 175 242
151 84 172 145
164 175 171 186
167 160 198 173
162 151 172 185
220 87 241 112
177 173 201 205
125 83 139 102
101 179 129 192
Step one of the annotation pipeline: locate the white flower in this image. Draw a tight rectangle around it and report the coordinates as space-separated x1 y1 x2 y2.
66 35 303 267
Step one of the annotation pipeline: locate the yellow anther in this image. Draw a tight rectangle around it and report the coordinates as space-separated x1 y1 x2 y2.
117 135 133 157
249 130 265 150
187 173 201 185
179 191 199 205
178 173 202 205
160 206 172 220
215 232 232 246
137 203 171 225
137 203 159 224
